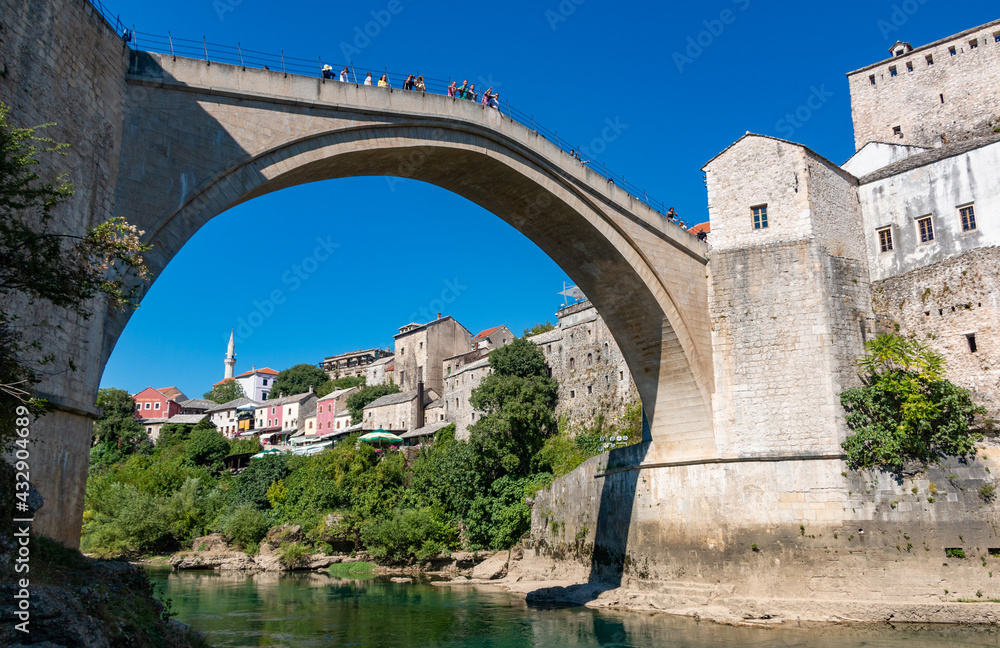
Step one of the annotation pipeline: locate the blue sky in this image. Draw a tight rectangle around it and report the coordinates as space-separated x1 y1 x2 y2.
98 0 998 398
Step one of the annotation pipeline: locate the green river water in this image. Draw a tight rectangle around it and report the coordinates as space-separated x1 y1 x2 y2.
147 568 1000 647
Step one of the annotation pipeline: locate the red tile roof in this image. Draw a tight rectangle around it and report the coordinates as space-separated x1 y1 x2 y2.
213 377 238 387
157 386 187 401
472 326 504 341
688 222 711 235
235 367 279 378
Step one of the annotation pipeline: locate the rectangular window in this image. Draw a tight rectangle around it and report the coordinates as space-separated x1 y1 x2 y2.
869 74 876 86
877 227 893 253
917 216 935 243
751 205 768 230
889 65 898 77
893 125 902 137
970 39 979 49
995 33 1000 43
154 402 161 410
144 402 151 410
959 204 977 231
906 62 913 72
967 334 978 353
925 54 934 65
949 46 957 56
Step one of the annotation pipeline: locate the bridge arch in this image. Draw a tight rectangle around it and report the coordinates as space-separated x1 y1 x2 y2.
111 52 716 460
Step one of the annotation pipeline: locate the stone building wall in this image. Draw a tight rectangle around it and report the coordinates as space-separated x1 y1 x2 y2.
858 138 1000 281
0 0 131 545
704 135 871 456
394 317 470 395
872 247 1000 419
534 302 640 430
442 357 491 440
848 20 1000 150
363 398 413 432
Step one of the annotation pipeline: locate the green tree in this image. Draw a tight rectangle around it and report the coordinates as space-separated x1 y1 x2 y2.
228 453 292 509
840 333 986 471
523 322 555 337
467 339 558 480
203 378 245 404
229 437 263 455
268 363 328 399
316 375 366 397
184 428 231 472
346 382 401 424
90 388 151 470
0 103 150 453
156 422 194 449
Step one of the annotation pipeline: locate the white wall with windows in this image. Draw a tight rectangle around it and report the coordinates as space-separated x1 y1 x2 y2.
858 139 1000 281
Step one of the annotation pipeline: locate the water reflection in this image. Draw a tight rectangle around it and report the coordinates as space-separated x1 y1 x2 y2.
148 569 1000 648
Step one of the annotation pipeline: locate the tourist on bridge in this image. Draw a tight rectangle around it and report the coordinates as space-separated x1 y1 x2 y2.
666 207 678 221
415 76 426 92
403 74 415 90
457 80 469 99
340 66 350 82
481 87 493 106
321 64 334 79
364 72 373 86
490 91 500 110
466 84 477 102
447 81 457 97
378 74 390 88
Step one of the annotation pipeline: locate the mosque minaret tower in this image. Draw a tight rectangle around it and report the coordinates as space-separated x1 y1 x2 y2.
224 330 236 380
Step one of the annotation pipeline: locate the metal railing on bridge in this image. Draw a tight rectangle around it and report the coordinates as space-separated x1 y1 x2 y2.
85 0 688 229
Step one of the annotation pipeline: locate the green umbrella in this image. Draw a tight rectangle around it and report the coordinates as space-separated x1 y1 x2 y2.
251 448 283 459
359 430 404 445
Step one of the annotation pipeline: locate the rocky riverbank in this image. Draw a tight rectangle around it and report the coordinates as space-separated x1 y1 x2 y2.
432 545 1000 627
164 525 496 577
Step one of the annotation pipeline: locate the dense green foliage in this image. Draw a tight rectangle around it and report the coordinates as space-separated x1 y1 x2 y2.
841 333 986 471
346 382 401 424
0 104 151 453
84 345 637 564
203 378 245 404
184 428 231 473
90 388 151 471
268 363 329 399
523 322 555 337
317 375 366 397
230 437 263 455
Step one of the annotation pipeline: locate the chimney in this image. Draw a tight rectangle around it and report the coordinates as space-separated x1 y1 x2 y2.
415 381 425 430
308 385 314 394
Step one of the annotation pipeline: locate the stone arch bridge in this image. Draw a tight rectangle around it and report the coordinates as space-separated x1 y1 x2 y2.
27 49 717 544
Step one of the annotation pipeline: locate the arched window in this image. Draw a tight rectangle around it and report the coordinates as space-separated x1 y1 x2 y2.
587 353 593 366
569 357 576 369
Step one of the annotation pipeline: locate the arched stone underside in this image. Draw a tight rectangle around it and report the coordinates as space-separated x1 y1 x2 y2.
28 50 715 544
112 53 715 462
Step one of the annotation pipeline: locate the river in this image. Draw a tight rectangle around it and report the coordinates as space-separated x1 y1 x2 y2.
147 568 1000 647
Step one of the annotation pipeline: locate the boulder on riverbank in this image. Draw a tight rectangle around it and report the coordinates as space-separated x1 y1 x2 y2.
170 532 355 573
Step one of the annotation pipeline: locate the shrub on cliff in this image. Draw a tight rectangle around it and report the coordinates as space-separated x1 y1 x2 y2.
840 333 986 472
184 428 231 472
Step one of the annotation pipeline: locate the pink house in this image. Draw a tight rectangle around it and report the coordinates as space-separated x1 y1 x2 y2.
315 386 359 436
133 386 186 419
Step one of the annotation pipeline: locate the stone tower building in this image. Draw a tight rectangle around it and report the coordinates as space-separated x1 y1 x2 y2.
847 20 1000 149
706 19 1000 427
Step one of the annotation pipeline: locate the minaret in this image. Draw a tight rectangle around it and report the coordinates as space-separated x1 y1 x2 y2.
224 330 236 380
